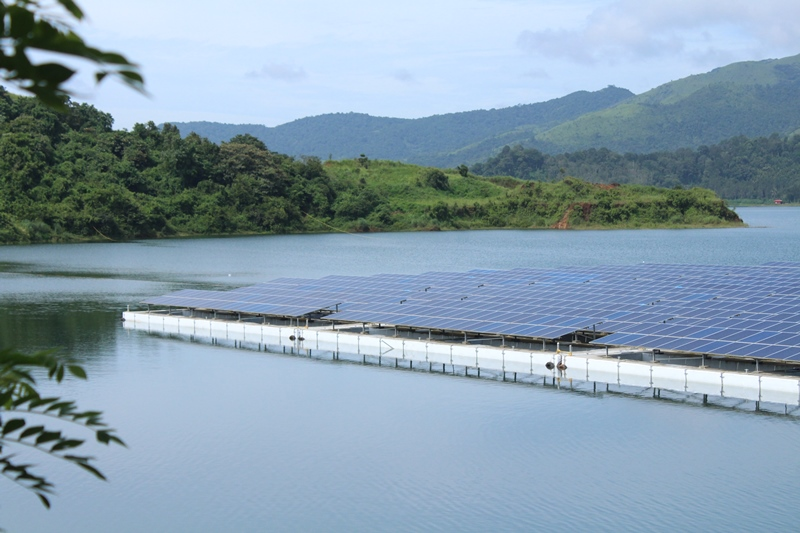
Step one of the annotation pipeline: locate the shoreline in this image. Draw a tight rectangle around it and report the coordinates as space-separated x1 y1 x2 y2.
0 219 748 247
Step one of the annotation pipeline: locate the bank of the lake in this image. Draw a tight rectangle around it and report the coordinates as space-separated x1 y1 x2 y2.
0 207 797 533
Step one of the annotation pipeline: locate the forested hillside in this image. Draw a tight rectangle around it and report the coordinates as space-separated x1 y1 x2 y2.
471 135 800 202
169 54 800 166
0 89 741 244
0 87 332 243
170 86 634 166
536 54 800 153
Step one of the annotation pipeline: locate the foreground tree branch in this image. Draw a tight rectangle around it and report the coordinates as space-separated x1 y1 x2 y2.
0 348 125 508
0 0 144 109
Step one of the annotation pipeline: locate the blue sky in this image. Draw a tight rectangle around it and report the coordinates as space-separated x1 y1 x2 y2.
57 0 800 129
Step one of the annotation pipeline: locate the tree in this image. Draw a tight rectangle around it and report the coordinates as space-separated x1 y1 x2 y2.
423 168 450 191
0 0 144 109
0 348 125 508
1 0 135 510
217 138 289 194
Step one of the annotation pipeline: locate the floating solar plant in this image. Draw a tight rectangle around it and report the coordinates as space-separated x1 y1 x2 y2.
142 262 800 362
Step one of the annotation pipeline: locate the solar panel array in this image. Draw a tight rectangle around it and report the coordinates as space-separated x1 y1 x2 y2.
143 262 800 362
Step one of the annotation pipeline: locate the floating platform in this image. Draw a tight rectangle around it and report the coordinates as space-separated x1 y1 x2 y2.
123 310 800 413
140 263 800 366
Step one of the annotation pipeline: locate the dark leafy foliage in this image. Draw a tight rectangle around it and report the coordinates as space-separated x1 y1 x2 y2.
422 169 450 191
0 0 143 109
0 348 124 508
0 91 339 242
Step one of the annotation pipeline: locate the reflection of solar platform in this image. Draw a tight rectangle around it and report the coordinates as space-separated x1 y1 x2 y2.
142 262 800 362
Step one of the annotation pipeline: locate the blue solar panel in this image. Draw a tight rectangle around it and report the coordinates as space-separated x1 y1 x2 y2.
772 347 800 361
142 262 800 362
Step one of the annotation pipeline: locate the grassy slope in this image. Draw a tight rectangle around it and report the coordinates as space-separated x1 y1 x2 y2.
321 160 743 232
0 159 743 245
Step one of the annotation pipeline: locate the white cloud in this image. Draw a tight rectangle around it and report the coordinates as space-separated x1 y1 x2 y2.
246 63 308 82
392 69 416 83
517 0 800 65
522 68 550 79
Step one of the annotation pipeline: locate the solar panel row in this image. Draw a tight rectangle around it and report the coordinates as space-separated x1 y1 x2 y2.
142 262 800 362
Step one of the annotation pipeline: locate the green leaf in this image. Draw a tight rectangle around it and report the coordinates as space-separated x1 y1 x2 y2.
72 410 102 421
93 51 131 65
28 397 58 409
67 365 87 379
7 5 35 39
76 461 106 480
20 425 44 439
33 63 75 85
2 418 25 436
56 0 85 20
65 456 106 481
35 431 61 445
119 69 145 84
38 493 51 509
0 389 13 407
96 430 126 447
45 401 73 413
51 439 83 452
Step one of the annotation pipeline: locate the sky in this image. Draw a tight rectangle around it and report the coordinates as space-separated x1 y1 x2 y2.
43 0 800 130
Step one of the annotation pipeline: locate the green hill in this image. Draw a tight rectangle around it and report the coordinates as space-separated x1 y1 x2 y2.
322 160 742 231
536 54 800 153
169 86 634 166
0 89 741 244
170 53 800 164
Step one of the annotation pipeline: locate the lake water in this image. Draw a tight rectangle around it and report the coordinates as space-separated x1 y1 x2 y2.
2 207 800 532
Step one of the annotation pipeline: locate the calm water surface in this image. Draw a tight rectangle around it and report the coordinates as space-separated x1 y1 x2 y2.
1 207 800 532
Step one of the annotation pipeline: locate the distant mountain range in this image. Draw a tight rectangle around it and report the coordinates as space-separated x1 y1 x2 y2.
170 53 800 167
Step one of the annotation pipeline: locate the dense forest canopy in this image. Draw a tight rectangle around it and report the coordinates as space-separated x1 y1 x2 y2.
0 87 336 242
470 136 800 202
